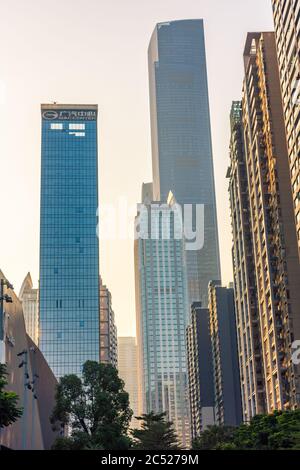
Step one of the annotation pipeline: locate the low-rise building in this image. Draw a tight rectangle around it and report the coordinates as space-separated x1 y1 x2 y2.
0 270 59 450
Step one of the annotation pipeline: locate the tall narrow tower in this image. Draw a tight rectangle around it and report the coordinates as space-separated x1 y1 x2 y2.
148 19 221 305
272 1 300 258
227 101 266 420
39 104 100 378
134 187 191 447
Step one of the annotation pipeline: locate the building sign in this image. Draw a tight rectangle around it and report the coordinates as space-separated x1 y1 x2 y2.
42 109 97 121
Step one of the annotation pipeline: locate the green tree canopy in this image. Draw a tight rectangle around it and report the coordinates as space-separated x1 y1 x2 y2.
50 361 133 450
192 425 237 450
234 410 300 450
192 410 300 450
0 363 23 429
131 412 180 450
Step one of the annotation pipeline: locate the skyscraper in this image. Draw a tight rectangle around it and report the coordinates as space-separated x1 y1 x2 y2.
272 1 300 257
100 276 118 368
229 33 300 415
186 302 215 440
19 273 39 346
148 19 221 305
135 187 191 447
208 282 242 427
118 337 139 429
39 104 100 378
227 101 266 420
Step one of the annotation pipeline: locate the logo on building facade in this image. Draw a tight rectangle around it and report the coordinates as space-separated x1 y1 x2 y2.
42 110 59 120
42 109 97 121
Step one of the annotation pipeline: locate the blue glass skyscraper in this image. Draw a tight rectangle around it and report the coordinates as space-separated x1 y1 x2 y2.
39 104 100 378
148 20 221 305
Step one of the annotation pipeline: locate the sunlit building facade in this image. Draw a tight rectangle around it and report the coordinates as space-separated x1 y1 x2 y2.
19 273 39 346
118 337 139 428
229 34 300 415
0 270 59 450
272 0 300 257
100 277 118 368
228 101 266 420
39 104 100 378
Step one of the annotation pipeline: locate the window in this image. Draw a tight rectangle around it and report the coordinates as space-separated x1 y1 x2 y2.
51 123 63 130
69 123 85 130
69 131 85 137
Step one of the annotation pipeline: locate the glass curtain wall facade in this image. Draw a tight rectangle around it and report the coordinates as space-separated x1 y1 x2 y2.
39 104 100 378
135 190 191 448
148 19 221 305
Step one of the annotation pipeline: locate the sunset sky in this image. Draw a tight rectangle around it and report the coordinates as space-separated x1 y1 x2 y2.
0 0 274 336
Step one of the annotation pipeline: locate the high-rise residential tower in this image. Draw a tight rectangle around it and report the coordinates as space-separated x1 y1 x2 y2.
100 277 118 368
148 19 221 305
208 282 243 427
39 104 100 378
135 186 191 447
227 101 266 420
272 1 300 257
229 33 300 415
19 273 39 346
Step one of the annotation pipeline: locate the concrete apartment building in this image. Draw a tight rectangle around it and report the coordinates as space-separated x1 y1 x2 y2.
228 101 266 420
272 0 300 256
228 33 300 417
99 277 118 368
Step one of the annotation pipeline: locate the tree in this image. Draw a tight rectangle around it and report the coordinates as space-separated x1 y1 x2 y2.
234 410 300 450
192 425 237 450
192 410 300 450
131 412 180 450
50 361 133 450
0 363 23 428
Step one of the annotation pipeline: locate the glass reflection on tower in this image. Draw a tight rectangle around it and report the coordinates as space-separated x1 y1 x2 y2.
39 104 100 378
148 20 221 306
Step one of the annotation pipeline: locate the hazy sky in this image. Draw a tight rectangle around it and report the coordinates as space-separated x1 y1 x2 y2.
0 0 274 336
